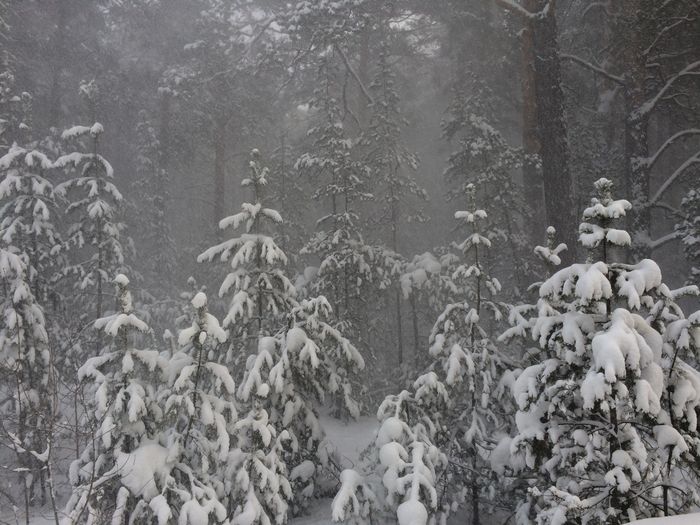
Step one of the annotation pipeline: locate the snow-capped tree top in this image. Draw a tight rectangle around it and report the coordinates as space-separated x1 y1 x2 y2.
454 183 487 223
199 148 296 334
177 291 228 347
580 178 632 250
582 178 632 222
94 274 149 339
534 225 567 268
191 291 207 310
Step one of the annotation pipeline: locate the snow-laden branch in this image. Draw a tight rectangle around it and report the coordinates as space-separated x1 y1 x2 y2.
634 60 700 118
495 0 555 19
649 150 700 205
560 53 625 84
644 128 700 169
650 201 683 219
649 231 679 250
7 432 50 463
643 17 693 57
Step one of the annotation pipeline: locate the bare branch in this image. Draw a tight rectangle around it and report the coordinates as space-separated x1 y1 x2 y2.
645 128 700 169
649 150 700 205
560 53 625 84
495 0 556 18
650 231 679 250
635 60 700 117
495 0 537 18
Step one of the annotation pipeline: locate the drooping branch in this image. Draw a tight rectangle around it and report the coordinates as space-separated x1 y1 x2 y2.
560 53 625 84
645 128 700 169
634 60 700 118
642 17 694 57
495 0 554 19
650 231 679 250
649 151 700 205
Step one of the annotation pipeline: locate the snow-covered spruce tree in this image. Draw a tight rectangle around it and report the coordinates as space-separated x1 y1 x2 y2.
361 184 508 525
230 343 292 525
443 97 536 292
0 143 63 303
501 178 700 524
361 31 427 368
0 247 58 511
63 274 168 524
297 56 402 364
55 120 126 324
237 295 366 517
159 291 234 523
198 148 295 360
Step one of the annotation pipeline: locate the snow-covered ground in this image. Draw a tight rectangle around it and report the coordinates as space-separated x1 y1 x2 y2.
4 415 379 525
14 416 700 525
290 415 379 524
631 514 700 524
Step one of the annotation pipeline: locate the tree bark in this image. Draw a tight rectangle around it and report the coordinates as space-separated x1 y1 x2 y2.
520 0 544 242
530 1 576 261
618 1 651 259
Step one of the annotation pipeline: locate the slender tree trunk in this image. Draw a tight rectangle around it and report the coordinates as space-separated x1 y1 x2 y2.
410 291 420 365
395 289 404 367
390 197 404 367
530 1 576 261
213 117 226 226
48 0 67 128
520 0 544 242
618 1 651 259
357 27 370 127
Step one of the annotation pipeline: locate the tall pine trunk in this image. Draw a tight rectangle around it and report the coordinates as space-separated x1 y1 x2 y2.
530 1 576 261
520 0 544 243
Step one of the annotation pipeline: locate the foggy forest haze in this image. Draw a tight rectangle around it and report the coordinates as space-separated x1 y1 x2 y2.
1 1 700 524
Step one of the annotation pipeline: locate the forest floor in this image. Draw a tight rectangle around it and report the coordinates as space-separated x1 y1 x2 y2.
12 416 699 525
289 415 379 524
4 416 378 525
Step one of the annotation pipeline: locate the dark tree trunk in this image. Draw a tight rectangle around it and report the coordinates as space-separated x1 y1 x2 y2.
618 1 651 259
157 91 172 290
48 0 68 128
530 1 576 260
520 0 544 242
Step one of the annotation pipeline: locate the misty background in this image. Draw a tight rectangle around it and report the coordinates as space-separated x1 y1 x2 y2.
1 1 699 524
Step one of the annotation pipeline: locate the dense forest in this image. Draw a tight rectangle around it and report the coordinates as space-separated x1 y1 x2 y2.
1 1 699 524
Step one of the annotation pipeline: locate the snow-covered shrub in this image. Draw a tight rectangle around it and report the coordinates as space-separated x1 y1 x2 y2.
158 291 234 523
55 120 128 353
63 274 168 523
198 148 296 357
363 184 510 525
0 247 56 507
332 469 377 524
501 178 700 524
